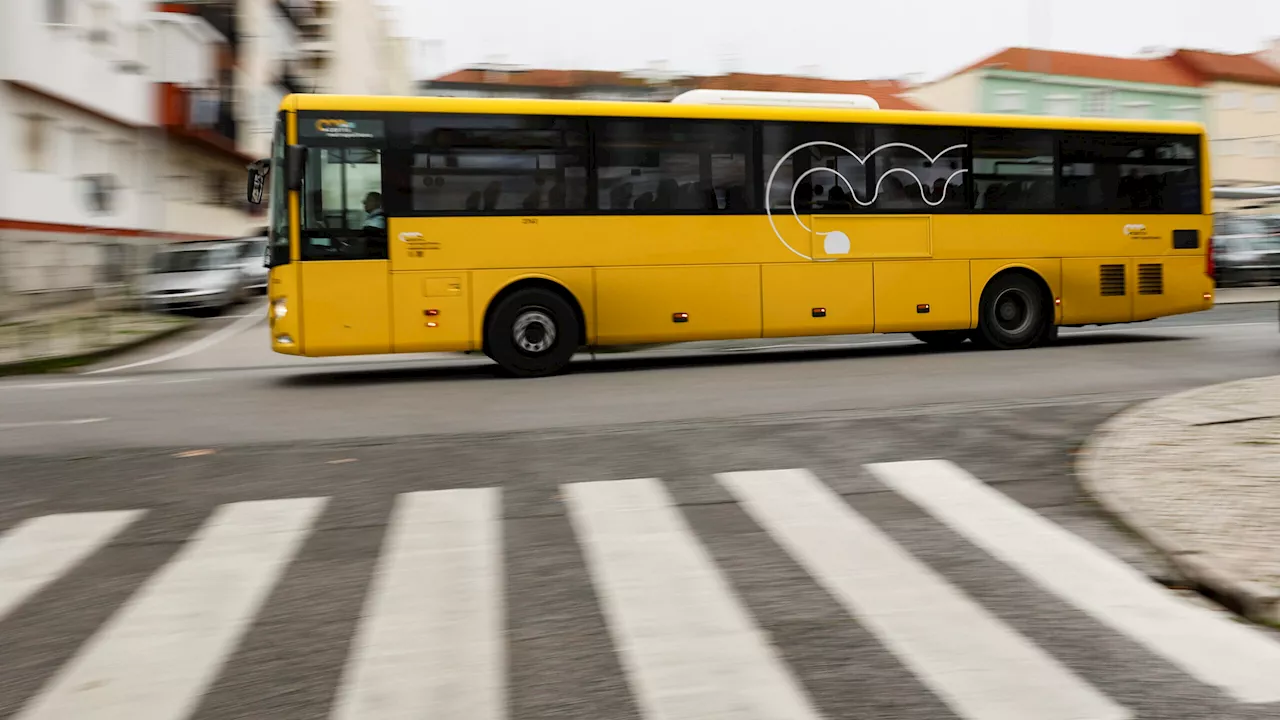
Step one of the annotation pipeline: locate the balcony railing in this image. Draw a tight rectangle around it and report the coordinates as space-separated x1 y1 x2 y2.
158 83 238 152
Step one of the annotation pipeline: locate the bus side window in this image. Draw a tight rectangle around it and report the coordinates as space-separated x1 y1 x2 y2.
301 146 388 261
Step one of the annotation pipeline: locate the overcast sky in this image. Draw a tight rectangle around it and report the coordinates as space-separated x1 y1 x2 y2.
383 0 1280 82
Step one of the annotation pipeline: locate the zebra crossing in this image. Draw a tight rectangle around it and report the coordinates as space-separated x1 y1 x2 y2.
2 459 1280 720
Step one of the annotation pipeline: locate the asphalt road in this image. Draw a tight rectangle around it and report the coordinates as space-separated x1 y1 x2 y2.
0 301 1278 720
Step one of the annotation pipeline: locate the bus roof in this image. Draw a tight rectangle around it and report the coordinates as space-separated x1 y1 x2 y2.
282 93 1206 136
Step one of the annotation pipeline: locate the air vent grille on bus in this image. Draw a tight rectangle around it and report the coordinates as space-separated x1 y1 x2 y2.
1138 264 1164 295
1100 264 1126 297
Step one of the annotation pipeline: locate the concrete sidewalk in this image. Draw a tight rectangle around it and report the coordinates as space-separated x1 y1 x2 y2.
1081 375 1280 625
1215 286 1280 305
0 310 192 375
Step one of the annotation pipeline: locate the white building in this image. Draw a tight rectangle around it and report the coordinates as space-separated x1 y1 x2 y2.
0 0 258 313
295 0 413 96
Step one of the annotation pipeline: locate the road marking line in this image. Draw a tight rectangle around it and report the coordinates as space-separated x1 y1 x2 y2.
0 418 110 430
1066 321 1269 334
0 510 145 622
868 459 1280 705
14 497 326 720
84 311 264 375
564 478 823 720
331 489 504 720
0 379 136 392
719 469 1127 720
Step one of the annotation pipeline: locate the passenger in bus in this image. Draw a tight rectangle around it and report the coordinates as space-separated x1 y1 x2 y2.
483 181 503 211
362 192 386 230
362 191 388 258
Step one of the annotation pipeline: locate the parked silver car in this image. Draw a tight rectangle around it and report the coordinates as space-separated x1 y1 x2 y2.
1212 215 1280 287
235 235 269 295
140 241 249 314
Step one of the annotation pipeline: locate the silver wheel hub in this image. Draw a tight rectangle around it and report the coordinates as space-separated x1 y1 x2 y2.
993 288 1033 335
513 309 556 354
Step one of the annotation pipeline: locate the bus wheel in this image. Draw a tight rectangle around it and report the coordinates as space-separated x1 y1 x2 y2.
977 273 1048 350
911 330 969 350
486 287 581 378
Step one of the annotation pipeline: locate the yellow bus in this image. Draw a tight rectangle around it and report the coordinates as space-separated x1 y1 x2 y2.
246 91 1214 377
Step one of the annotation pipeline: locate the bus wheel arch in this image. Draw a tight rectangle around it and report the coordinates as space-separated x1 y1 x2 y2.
481 278 586 377
974 267 1056 349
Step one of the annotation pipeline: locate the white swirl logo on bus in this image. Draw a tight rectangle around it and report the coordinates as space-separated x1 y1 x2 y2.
765 141 969 260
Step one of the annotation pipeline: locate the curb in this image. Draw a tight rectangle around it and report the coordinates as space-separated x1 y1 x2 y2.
0 317 196 377
1077 385 1280 626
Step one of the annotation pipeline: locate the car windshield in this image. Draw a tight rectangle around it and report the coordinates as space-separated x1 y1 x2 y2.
152 247 236 273
241 238 268 259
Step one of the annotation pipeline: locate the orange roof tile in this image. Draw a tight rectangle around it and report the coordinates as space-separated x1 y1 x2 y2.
949 47 1202 87
1170 49 1280 87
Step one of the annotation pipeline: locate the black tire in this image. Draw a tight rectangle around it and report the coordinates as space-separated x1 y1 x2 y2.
911 330 969 350
485 287 581 378
976 273 1050 350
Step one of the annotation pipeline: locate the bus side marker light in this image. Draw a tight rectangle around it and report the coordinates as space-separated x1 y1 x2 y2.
426 322 438 328
275 334 294 346
1055 297 1062 306
916 304 930 314
812 307 827 318
424 309 440 316
673 313 689 323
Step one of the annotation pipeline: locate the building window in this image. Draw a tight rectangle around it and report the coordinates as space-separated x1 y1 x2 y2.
993 90 1026 113
1042 95 1079 117
46 0 70 24
409 114 590 213
85 1 112 47
1082 89 1112 117
1218 92 1243 110
1121 102 1153 119
22 114 53 172
597 118 754 211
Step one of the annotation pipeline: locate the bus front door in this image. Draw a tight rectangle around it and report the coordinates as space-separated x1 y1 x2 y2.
296 140 392 356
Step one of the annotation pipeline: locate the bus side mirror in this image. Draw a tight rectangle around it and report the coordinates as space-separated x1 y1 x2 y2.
286 145 307 191
246 159 268 205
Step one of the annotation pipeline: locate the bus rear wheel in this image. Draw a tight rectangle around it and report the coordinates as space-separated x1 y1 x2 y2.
486 287 580 378
976 273 1049 350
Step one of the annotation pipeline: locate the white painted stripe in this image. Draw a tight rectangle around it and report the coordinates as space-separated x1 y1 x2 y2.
0 418 110 430
84 311 264 375
14 497 326 720
564 478 823 720
869 460 1280 704
330 489 504 720
719 469 1127 720
0 379 136 392
0 510 144 621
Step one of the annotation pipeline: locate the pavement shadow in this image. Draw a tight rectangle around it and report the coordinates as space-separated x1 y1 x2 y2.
277 331 1186 388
